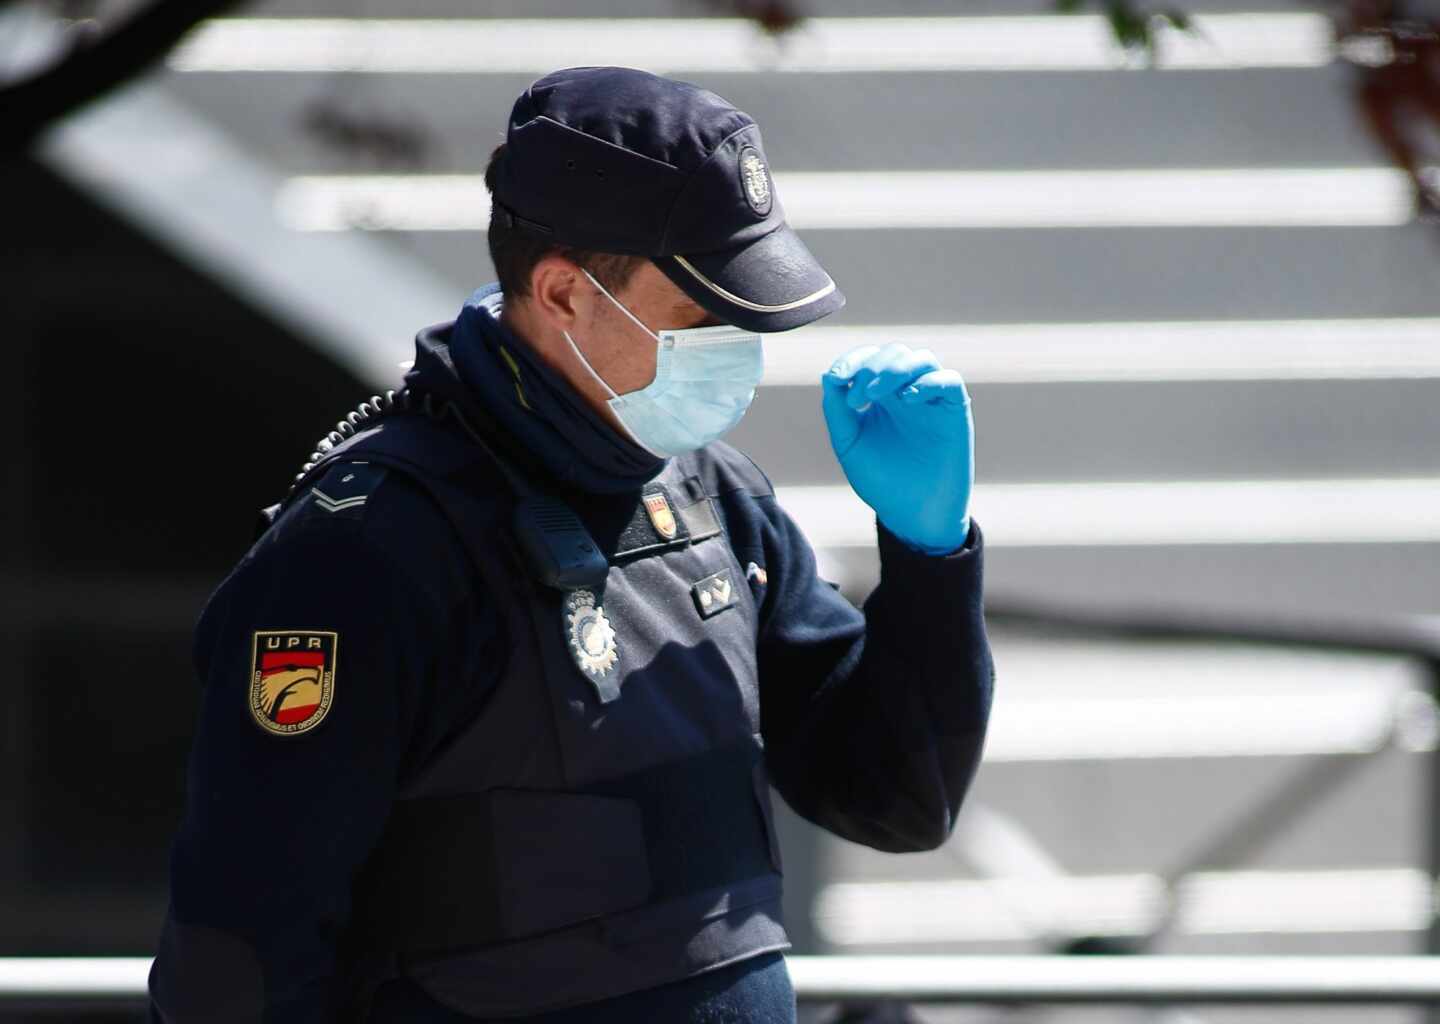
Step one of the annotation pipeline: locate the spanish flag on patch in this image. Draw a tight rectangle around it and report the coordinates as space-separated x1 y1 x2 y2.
249 631 338 737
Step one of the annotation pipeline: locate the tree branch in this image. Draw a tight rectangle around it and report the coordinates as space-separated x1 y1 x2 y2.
3 0 250 152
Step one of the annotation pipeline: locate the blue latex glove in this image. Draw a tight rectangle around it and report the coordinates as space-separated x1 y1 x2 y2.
821 343 974 556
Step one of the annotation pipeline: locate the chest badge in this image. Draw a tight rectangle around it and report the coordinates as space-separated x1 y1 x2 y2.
643 492 678 541
564 589 619 678
692 570 736 619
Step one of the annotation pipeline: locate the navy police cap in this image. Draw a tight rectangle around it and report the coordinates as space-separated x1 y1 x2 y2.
489 66 845 333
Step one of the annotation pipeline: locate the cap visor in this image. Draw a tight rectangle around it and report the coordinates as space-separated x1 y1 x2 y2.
655 224 845 333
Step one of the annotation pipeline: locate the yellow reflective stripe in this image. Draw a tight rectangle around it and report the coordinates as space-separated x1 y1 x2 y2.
499 346 532 410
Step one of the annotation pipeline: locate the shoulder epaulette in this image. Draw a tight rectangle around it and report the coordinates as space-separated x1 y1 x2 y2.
303 461 390 519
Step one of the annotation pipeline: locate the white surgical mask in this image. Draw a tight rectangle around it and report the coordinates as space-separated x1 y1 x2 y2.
562 269 764 458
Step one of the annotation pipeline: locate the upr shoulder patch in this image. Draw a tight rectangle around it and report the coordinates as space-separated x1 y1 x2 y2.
249 631 337 736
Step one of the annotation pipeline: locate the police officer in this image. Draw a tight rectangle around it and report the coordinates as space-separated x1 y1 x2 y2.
149 67 994 1023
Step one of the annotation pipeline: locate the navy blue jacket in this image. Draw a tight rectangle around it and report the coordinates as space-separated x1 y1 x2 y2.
149 287 994 1022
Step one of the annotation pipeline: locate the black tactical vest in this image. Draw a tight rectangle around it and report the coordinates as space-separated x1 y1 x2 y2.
274 404 788 1019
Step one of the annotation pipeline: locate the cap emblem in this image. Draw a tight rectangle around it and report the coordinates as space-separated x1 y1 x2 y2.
739 146 772 216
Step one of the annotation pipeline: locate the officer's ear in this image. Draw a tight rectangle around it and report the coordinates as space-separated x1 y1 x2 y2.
529 256 591 332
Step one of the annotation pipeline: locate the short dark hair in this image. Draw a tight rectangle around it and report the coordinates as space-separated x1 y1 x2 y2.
483 143 646 298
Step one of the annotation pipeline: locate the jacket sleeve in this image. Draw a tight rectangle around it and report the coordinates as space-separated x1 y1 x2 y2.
148 517 491 1023
754 495 994 854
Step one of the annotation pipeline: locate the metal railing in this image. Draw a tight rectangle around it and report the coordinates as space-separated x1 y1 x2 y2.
984 599 1440 957
5 955 1440 1012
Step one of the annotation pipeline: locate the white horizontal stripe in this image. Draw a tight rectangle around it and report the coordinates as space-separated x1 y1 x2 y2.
784 954 1440 1003
987 641 1434 761
274 168 1413 232
169 14 1332 75
0 957 152 997
988 689 1419 761
774 478 1440 548
276 175 490 232
10 954 1440 1003
814 868 1432 945
777 168 1411 229
766 318 1440 385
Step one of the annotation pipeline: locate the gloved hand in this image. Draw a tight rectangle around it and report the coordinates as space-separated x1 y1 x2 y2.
821 343 974 556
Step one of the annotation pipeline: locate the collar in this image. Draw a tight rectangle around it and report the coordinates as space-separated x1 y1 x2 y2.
437 284 665 495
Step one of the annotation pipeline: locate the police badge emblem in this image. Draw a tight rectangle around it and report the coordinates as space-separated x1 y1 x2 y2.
643 492 678 541
738 146 773 216
249 630 337 737
564 589 619 677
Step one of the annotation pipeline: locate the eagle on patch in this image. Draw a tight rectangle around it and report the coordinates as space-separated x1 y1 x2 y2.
249 631 338 736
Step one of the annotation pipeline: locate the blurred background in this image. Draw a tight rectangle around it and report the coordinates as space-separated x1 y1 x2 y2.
5 0 1440 1021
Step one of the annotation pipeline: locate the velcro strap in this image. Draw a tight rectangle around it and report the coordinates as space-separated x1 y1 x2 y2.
609 479 723 559
586 743 774 902
612 484 692 559
348 744 774 956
